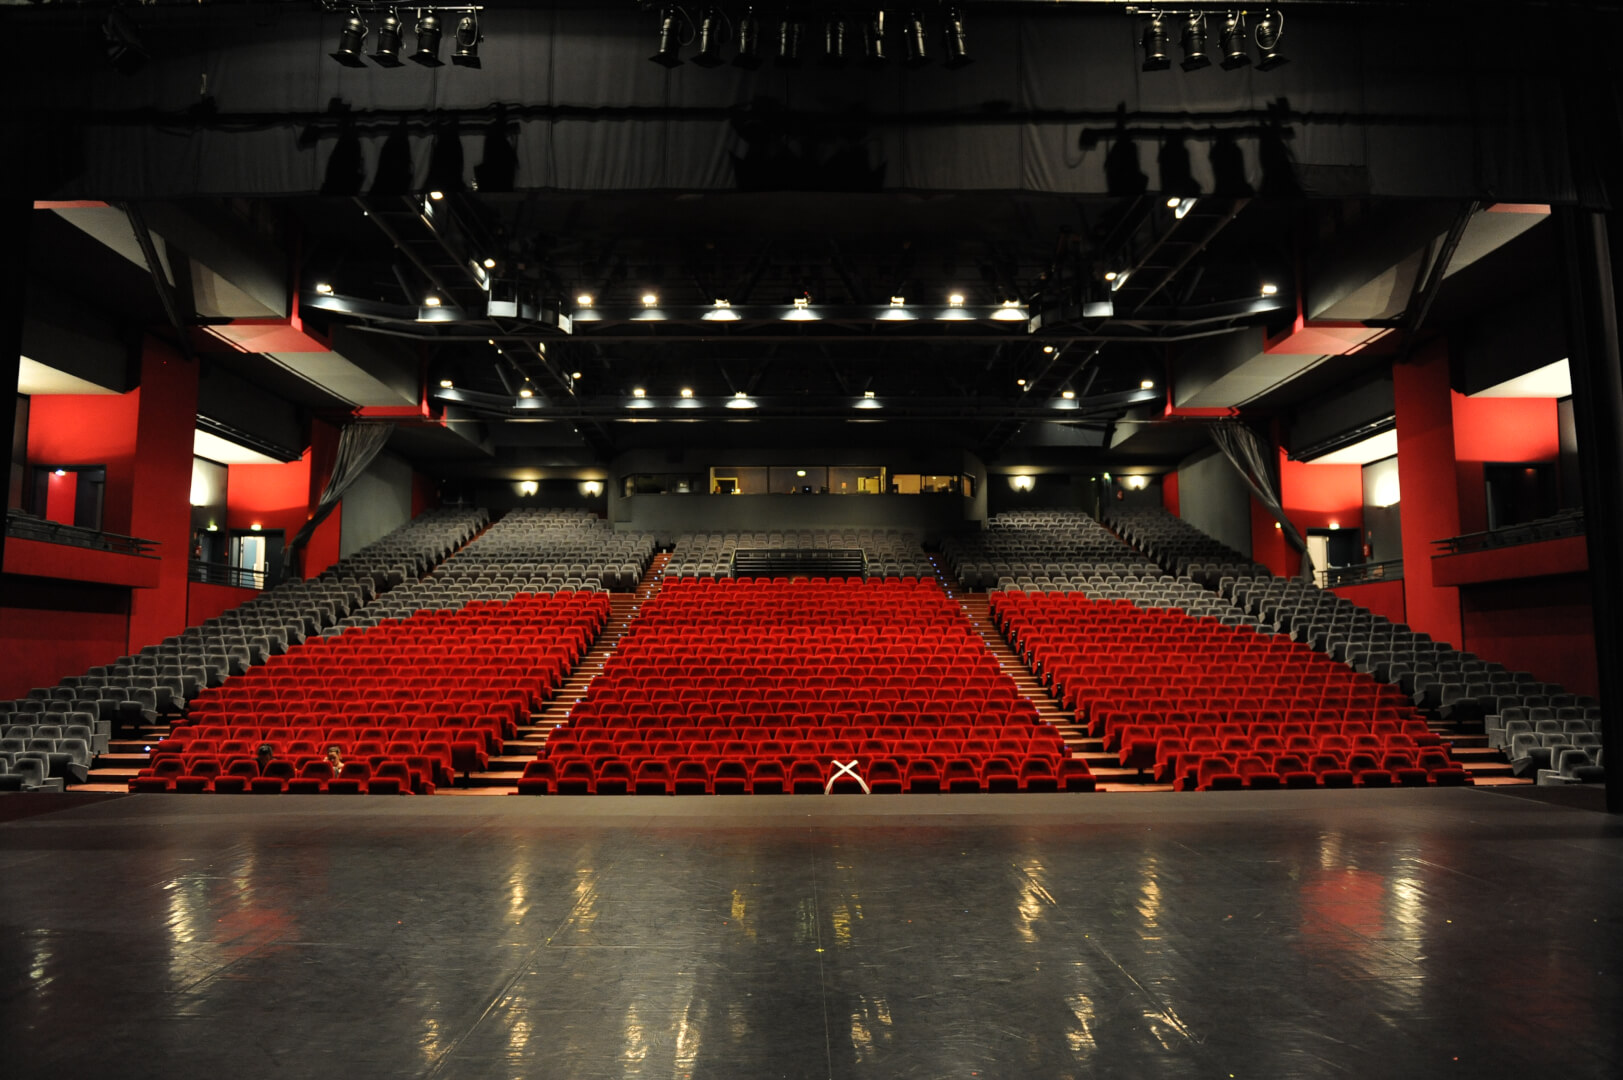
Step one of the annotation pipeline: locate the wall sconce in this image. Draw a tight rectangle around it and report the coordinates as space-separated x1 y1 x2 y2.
518 480 539 496
1009 474 1036 492
1124 475 1149 491
580 480 604 497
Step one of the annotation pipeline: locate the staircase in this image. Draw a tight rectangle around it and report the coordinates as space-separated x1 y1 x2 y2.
462 554 667 793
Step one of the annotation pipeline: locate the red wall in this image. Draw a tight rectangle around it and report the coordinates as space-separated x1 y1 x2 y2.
127 341 200 652
187 581 259 626
1392 340 1464 648
0 579 130 699
1331 579 1407 625
1450 395 1560 534
1161 470 1180 517
1280 457 1364 533
1459 575 1598 697
227 455 312 537
26 392 139 533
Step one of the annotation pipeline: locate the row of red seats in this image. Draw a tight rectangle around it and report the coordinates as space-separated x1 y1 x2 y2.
559 708 1041 727
130 756 426 794
1166 749 1472 790
551 722 1055 743
547 735 1068 761
1144 736 1440 779
517 754 1095 795
1105 720 1435 756
150 733 486 777
1097 714 1436 750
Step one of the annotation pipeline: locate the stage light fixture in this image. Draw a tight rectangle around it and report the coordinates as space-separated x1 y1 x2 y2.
863 11 886 64
481 257 495 269
948 293 965 306
428 189 444 200
692 8 725 68
439 377 454 388
776 16 802 67
785 297 818 321
943 7 972 68
1061 389 1076 400
576 293 594 307
1261 282 1279 296
410 11 444 66
451 14 481 67
369 10 404 67
1141 15 1171 71
1255 9 1288 70
1141 379 1156 390
1219 13 1251 70
633 387 646 398
1180 13 1210 71
821 18 848 67
1103 270 1118 282
1175 197 1197 218
727 391 757 410
642 292 659 306
332 11 369 68
680 387 694 398
703 299 740 321
518 385 533 399
650 5 684 67
734 6 763 69
315 282 334 294
424 294 441 307
890 296 906 305
904 11 929 67
992 300 1025 321
1042 345 1055 354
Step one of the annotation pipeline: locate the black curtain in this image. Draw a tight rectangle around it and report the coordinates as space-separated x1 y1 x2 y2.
281 422 394 580
1209 421 1313 581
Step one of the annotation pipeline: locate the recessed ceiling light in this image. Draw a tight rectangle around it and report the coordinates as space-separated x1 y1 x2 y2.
642 293 659 306
315 282 333 294
680 388 694 398
577 294 594 307
633 387 646 398
424 295 441 307
948 293 965 306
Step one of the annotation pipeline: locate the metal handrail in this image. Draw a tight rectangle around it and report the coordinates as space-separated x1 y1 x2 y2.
1323 560 1403 588
4 509 159 557
1432 510 1585 555
189 559 266 590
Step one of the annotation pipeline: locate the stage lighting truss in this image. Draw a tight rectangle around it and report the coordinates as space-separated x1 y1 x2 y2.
638 4 974 72
1139 8 1288 74
324 4 486 69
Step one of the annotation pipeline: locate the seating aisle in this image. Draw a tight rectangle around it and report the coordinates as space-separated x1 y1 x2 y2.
519 578 1089 795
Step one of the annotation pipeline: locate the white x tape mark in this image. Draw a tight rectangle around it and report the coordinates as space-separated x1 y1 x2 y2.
825 759 870 795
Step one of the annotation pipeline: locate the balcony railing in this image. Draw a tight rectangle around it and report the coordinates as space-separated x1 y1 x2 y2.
4 509 158 557
189 559 266 590
1432 508 1585 556
1322 560 1404 588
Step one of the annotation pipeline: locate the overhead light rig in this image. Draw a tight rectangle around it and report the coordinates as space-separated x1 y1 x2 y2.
646 5 973 70
325 4 485 69
1136 8 1287 73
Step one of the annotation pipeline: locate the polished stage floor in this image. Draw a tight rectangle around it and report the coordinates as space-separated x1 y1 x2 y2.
1 789 1619 1080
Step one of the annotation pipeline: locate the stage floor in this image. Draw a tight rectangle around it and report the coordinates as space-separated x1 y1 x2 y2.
2 789 1620 1079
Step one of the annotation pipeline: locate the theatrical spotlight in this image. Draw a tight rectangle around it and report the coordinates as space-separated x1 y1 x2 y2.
1180 13 1210 71
1141 14 1171 72
692 8 725 68
904 10 929 68
864 11 887 65
451 13 482 67
331 11 369 68
821 18 847 68
943 7 972 69
650 5 684 68
1219 13 1251 70
734 6 763 69
369 10 404 67
1255 9 1289 71
775 16 802 68
410 11 444 67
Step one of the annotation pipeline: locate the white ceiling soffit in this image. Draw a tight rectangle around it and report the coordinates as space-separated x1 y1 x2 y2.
266 352 418 408
194 428 284 466
51 206 280 320
1470 358 1571 399
1177 353 1332 409
18 355 121 396
1304 429 1399 465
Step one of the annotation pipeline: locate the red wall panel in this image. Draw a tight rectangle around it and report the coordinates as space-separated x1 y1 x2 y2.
0 578 130 699
1460 574 1598 697
1450 395 1559 533
26 392 139 533
1280 457 1364 533
227 455 312 537
1331 579 1406 625
187 581 259 626
304 419 342 577
1392 340 1464 648
1161 469 1180 517
126 341 200 653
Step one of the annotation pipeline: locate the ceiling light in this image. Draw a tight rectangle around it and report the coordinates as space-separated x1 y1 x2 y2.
856 392 882 410
703 299 740 321
206 523 218 532
785 297 818 321
331 11 368 68
1180 13 1211 71
727 391 757 410
518 387 533 399
1110 272 1129 291
776 16 803 68
570 371 583 380
633 387 646 398
1141 14 1171 71
518 480 539 496
903 10 929 67
1261 283 1279 296
439 378 454 389
692 7 725 67
369 10 403 67
428 190 444 201
680 388 694 398
576 294 594 307
642 293 658 306
991 301 1025 321
796 469 807 477
250 522 262 532
482 258 496 269
1016 379 1026 386
1061 389 1076 400
1042 345 1055 354
1219 13 1251 70
450 13 481 67
1103 271 1118 282
943 6 972 68
1255 9 1288 70
734 7 763 69
821 17 848 68
864 390 876 398
1174 197 1197 219
948 293 965 306
423 295 441 307
410 11 443 67
315 282 333 294
891 296 906 305
650 5 684 67
1140 379 1156 390
53 468 66 477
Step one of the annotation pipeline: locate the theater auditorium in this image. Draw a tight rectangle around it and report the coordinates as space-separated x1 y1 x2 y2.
2 2 1621 1077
